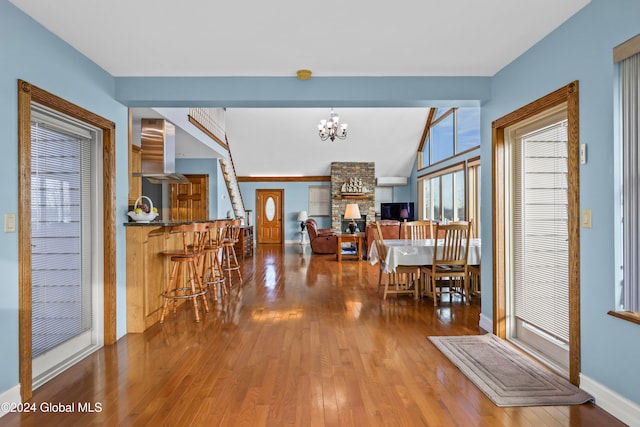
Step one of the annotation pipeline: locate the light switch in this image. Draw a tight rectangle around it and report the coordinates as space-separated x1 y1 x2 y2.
580 144 587 164
581 209 592 228
4 213 16 233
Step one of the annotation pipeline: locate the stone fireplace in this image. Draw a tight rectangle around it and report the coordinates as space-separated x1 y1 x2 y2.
330 162 375 232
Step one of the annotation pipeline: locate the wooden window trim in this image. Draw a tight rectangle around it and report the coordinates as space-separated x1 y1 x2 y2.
613 33 640 63
608 310 640 325
418 160 466 180
418 107 481 172
492 81 580 385
18 80 117 402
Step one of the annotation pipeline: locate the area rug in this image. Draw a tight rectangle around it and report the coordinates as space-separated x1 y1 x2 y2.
428 334 594 407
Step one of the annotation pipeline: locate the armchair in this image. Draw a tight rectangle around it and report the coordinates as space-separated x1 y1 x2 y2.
364 220 404 258
305 218 338 254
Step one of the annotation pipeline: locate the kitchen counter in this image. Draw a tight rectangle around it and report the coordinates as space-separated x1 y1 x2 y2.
124 220 193 227
125 218 249 332
126 224 181 332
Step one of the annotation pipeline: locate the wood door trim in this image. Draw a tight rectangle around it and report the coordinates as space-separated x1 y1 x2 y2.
18 80 117 401
492 81 580 385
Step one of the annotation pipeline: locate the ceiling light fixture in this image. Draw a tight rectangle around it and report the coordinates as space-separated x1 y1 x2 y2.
296 69 312 80
318 108 348 142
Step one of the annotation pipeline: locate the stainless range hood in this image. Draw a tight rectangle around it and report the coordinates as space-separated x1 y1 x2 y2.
138 118 189 184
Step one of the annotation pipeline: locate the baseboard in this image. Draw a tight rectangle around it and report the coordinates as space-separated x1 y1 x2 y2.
479 313 493 333
580 373 640 426
285 240 308 245
0 384 21 418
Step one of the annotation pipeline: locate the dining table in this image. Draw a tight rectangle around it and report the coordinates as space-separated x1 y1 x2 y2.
368 238 482 273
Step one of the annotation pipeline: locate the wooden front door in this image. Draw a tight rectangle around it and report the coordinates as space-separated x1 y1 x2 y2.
169 174 209 221
257 189 283 244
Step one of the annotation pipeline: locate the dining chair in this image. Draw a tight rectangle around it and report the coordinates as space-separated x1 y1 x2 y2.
420 222 472 306
403 220 435 240
468 264 481 299
373 222 419 300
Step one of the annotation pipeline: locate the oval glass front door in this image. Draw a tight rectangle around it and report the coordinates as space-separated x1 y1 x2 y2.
265 197 276 221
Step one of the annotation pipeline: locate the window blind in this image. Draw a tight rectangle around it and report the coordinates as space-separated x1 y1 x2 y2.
31 118 92 357
513 120 570 342
621 52 640 312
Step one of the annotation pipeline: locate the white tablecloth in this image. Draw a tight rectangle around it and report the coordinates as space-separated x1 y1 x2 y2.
368 238 481 273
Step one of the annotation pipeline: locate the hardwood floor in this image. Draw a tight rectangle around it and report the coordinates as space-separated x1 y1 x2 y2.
2 245 624 426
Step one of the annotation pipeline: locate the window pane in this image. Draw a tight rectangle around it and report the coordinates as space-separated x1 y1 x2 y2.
431 113 454 164
455 170 465 221
457 107 481 152
433 176 441 220
442 173 453 220
420 134 430 168
375 186 393 215
433 108 450 122
423 179 431 219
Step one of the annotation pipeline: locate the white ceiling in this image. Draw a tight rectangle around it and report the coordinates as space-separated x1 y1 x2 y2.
225 108 429 176
11 0 591 177
10 0 590 77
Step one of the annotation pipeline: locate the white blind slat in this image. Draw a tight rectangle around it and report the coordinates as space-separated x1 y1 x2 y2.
514 119 570 342
31 119 92 357
622 52 640 311
309 186 330 216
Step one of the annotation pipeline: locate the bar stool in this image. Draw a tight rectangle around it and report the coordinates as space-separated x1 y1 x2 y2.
200 220 228 300
222 219 243 285
160 222 210 323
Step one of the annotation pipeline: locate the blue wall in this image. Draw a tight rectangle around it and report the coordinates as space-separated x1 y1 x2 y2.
481 0 640 403
2 0 640 414
175 158 225 218
239 181 332 242
238 180 415 243
0 0 129 393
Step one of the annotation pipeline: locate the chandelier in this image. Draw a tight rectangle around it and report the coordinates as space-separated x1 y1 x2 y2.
318 108 348 141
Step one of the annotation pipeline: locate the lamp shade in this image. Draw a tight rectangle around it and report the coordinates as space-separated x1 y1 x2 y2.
343 204 361 220
297 211 308 222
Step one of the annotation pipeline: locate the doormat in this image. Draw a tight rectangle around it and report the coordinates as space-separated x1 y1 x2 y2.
428 334 594 407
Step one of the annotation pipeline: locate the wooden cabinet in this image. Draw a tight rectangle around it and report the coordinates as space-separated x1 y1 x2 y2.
169 174 209 221
125 225 181 333
128 145 142 206
235 226 254 257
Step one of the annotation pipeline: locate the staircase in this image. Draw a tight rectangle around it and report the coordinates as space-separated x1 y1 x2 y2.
219 140 245 219
187 107 246 219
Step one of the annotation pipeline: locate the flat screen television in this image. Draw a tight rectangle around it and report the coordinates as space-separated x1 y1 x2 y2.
380 202 415 222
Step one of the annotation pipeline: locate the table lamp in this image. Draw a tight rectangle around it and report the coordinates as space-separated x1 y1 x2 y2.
344 203 361 234
297 211 308 231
